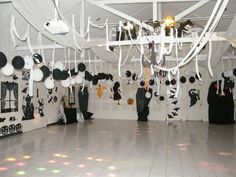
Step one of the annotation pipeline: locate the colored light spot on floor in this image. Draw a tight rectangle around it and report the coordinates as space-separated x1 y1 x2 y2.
78 164 85 168
38 167 46 171
86 157 93 160
52 169 61 173
108 173 116 177
108 166 116 170
48 160 56 164
85 172 94 176
6 157 16 162
95 158 103 162
0 167 8 172
63 162 70 165
16 162 25 167
22 156 31 159
16 171 26 175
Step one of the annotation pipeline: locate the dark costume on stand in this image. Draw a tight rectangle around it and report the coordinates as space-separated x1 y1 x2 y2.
136 88 153 121
78 86 93 120
207 79 235 124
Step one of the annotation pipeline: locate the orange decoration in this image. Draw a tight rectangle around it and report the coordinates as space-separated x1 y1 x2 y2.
127 98 134 105
96 84 107 98
145 65 150 90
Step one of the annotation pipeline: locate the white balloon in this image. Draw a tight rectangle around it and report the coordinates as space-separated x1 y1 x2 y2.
78 71 85 78
70 77 76 85
23 55 34 70
75 75 83 84
54 61 64 71
145 91 152 99
33 68 43 82
1 63 14 76
61 78 70 88
44 77 55 89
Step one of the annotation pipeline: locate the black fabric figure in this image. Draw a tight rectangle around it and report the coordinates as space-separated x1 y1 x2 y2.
207 80 235 124
189 89 200 107
136 88 153 121
113 82 122 105
22 95 34 120
78 86 93 120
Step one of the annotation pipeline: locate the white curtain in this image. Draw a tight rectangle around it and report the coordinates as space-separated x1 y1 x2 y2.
11 0 87 49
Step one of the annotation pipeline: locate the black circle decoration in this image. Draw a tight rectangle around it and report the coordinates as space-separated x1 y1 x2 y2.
92 75 98 85
125 70 132 78
165 80 170 86
114 81 120 88
171 79 176 85
70 68 78 76
9 124 16 134
0 51 7 68
85 71 94 81
1 126 8 135
180 76 186 84
32 53 43 64
15 123 22 132
132 73 138 81
61 70 69 80
140 80 145 87
78 63 86 72
12 56 25 69
40 65 51 80
159 96 165 101
52 68 62 80
154 92 158 97
233 68 236 77
189 76 195 83
195 73 202 80
149 79 155 86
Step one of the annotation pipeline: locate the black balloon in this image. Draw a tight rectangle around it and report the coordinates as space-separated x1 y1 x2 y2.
149 79 155 86
0 51 7 68
12 56 25 69
159 96 165 101
125 70 132 78
105 74 110 80
189 76 195 83
40 65 51 79
53 69 62 80
85 71 94 81
180 76 186 84
132 73 138 81
140 80 145 87
32 53 43 64
114 81 120 88
92 75 98 85
165 80 170 86
171 79 176 85
61 70 69 80
78 63 86 72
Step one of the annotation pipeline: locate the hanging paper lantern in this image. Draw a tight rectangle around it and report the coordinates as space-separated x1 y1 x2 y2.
233 68 236 77
165 80 170 86
180 76 186 84
78 63 86 72
12 56 25 69
1 63 14 76
33 68 43 82
44 77 55 89
189 76 195 83
32 53 43 64
149 79 155 86
125 70 132 78
54 61 64 71
61 70 69 80
171 79 176 85
85 71 94 81
61 78 70 88
145 91 152 98
140 80 145 87
40 65 51 80
70 77 76 85
52 69 62 80
0 51 7 68
75 74 83 84
127 98 134 105
23 55 34 70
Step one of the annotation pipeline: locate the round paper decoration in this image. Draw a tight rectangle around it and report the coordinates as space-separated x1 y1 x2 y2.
70 68 78 76
78 71 85 78
92 76 98 85
189 76 195 83
54 61 64 71
127 98 134 105
44 77 55 89
180 76 186 84
70 77 76 85
171 79 176 85
125 70 132 78
0 51 7 68
78 63 86 72
145 91 152 98
61 78 70 88
1 63 14 76
40 65 51 80
12 56 25 69
165 80 170 86
75 74 83 84
140 80 145 87
52 69 62 80
149 79 155 86
32 53 43 64
159 96 165 101
23 55 34 70
33 68 43 82
85 71 93 81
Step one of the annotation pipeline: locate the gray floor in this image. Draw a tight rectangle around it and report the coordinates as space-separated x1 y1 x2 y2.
0 120 236 177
